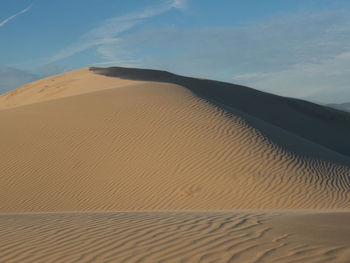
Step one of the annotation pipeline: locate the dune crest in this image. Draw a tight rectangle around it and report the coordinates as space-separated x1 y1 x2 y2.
0 68 146 110
0 67 349 212
91 67 350 158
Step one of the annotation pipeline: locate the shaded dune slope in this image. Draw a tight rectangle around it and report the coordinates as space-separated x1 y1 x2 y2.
91 67 350 158
0 68 349 212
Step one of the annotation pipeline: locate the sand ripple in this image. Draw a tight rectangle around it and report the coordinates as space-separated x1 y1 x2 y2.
0 69 349 212
0 211 349 263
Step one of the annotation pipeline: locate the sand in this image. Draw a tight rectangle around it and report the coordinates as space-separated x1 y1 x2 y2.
0 68 150 110
0 211 349 262
0 67 349 262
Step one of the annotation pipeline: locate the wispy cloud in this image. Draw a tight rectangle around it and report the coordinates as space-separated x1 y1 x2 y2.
96 10 350 103
0 5 31 27
233 51 350 103
92 59 140 67
171 0 188 10
47 0 184 64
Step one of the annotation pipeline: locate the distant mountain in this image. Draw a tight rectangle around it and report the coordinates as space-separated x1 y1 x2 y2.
327 102 350 112
0 67 39 95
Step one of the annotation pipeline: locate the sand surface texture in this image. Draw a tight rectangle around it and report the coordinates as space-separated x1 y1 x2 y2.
0 67 349 262
0 211 349 263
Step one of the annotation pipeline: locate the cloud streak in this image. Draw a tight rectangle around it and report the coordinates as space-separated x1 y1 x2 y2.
96 10 350 103
0 5 31 27
171 0 187 9
47 0 184 64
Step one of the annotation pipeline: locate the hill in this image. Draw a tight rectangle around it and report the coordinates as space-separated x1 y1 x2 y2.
0 67 349 212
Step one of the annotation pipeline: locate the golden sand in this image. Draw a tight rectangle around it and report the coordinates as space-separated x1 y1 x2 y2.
0 68 349 262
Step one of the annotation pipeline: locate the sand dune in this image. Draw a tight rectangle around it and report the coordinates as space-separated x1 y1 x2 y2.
0 68 148 110
0 67 349 212
0 211 349 263
1 67 350 262
91 67 350 158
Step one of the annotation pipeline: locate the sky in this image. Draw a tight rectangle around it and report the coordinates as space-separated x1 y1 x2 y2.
1 0 350 103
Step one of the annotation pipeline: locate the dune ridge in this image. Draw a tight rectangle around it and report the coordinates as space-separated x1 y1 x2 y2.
90 67 350 158
0 68 148 110
0 68 349 212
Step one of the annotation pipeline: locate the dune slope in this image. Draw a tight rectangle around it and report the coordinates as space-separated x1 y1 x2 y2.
0 68 148 110
0 68 349 212
91 67 350 158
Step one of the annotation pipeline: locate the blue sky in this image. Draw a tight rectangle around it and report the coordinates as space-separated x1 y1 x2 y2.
1 0 350 103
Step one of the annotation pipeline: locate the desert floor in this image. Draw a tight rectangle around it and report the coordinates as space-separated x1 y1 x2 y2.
0 211 349 263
